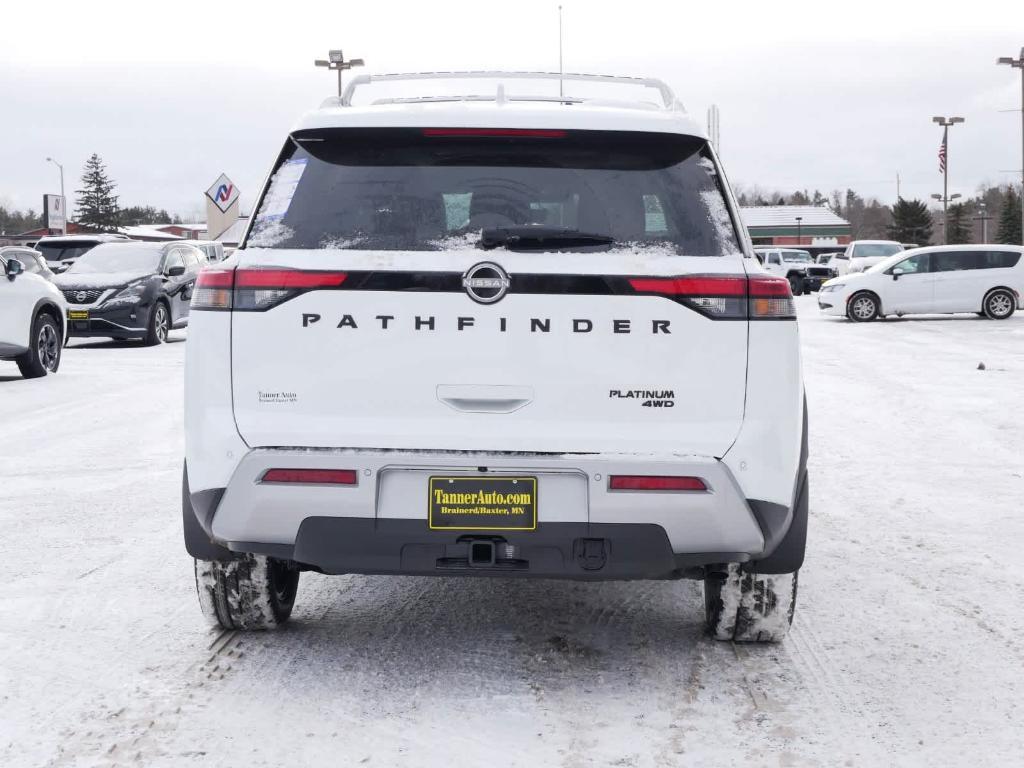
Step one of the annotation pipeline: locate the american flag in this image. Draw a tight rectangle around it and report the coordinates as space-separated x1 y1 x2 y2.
938 134 947 174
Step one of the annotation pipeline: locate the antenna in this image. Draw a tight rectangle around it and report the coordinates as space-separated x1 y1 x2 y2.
558 5 564 100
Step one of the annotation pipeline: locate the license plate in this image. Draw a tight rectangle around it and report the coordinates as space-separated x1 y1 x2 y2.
68 310 89 320
428 476 538 531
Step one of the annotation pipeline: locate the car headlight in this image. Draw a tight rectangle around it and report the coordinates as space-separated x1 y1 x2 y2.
820 283 845 292
111 283 147 302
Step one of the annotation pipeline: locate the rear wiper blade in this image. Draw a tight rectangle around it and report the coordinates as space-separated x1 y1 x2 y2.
478 226 615 251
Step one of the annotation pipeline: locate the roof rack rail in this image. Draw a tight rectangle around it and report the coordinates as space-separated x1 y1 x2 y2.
338 71 684 111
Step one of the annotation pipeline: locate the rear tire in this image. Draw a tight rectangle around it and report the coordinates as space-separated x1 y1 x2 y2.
847 292 879 322
788 275 803 296
16 312 61 378
144 301 170 346
704 564 798 643
983 289 1016 320
195 554 300 630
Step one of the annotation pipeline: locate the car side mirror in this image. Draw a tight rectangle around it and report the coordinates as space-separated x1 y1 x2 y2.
166 265 186 277
5 258 25 281
892 267 904 280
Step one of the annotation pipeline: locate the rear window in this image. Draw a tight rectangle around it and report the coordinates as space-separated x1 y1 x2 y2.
35 242 96 263
852 243 902 259
245 129 741 255
933 250 1022 271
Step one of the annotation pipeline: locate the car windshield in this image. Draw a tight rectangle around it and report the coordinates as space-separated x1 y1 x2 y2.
867 251 918 274
782 251 812 263
35 242 95 263
66 245 163 274
246 128 741 255
852 243 902 259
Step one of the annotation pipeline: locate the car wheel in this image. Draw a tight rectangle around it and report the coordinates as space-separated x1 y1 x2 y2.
847 292 879 322
194 555 300 630
788 275 802 296
144 301 170 345
983 289 1015 320
16 312 61 378
703 564 798 643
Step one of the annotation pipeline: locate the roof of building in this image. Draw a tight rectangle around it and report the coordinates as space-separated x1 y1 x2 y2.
740 205 849 229
119 226 183 241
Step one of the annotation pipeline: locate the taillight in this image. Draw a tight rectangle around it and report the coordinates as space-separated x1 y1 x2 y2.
608 475 708 492
626 274 794 320
191 267 348 312
261 468 358 485
191 268 235 310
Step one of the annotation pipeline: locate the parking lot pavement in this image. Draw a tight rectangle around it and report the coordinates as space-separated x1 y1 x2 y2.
2 301 1023 767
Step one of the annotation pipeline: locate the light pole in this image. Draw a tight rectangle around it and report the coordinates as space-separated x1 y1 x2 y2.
932 192 961 243
45 157 65 235
795 216 803 246
973 201 992 243
314 50 365 99
932 116 965 243
997 49 1024 244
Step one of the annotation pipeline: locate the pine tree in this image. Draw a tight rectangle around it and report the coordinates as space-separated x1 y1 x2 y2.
887 198 933 244
74 154 120 231
945 203 971 244
997 186 1023 245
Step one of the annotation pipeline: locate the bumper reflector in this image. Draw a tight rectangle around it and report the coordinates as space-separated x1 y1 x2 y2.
261 468 358 485
608 475 707 492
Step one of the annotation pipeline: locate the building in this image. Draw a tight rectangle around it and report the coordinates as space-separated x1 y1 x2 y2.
740 205 851 248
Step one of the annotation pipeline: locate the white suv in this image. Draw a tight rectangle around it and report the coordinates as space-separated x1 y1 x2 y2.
183 72 808 642
833 239 904 275
0 251 66 377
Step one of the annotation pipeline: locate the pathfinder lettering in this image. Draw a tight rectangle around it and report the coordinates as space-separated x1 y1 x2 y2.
301 314 671 334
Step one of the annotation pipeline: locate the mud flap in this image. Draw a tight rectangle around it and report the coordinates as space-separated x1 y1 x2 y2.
182 464 236 561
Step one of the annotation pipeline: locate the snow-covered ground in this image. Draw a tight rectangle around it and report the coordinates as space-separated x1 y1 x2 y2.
2 299 1023 767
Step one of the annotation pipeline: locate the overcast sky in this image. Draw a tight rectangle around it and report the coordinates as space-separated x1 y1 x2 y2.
2 0 1022 223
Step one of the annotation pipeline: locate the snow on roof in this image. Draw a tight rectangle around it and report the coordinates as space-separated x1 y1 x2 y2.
119 226 183 240
740 206 849 229
135 223 207 232
295 99 705 138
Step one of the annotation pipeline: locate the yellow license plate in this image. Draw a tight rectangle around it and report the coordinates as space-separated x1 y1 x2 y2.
68 310 89 320
428 476 538 531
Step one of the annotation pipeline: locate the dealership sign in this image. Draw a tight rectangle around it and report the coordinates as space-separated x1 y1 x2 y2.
43 194 66 233
205 173 240 213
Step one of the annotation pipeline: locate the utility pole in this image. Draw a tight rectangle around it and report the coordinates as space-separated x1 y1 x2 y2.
795 216 803 246
997 49 1024 244
314 50 365 99
896 172 901 201
932 115 965 243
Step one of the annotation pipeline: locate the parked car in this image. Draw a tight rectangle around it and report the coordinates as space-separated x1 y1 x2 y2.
833 239 904 276
752 247 833 293
0 250 66 377
33 234 132 274
53 241 206 344
183 71 808 643
190 240 225 263
0 246 55 281
818 245 1023 321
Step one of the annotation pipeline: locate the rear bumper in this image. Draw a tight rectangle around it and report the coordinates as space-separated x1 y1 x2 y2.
188 447 800 578
232 518 744 580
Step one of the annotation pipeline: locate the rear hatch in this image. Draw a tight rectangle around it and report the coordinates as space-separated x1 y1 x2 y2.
226 128 762 457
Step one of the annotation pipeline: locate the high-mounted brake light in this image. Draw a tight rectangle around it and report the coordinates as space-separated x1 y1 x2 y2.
261 468 358 485
626 274 795 320
192 267 349 312
422 128 567 138
609 475 708 492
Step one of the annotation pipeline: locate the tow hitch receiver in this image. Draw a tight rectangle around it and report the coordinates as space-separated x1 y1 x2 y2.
574 538 608 571
468 539 497 567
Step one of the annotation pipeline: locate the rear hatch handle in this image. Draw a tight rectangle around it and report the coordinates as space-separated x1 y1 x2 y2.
436 384 534 414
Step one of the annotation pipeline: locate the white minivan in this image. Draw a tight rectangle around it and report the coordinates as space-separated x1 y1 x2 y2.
818 245 1023 321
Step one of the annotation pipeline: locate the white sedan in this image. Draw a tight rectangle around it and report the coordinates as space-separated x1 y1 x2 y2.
818 245 1023 322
